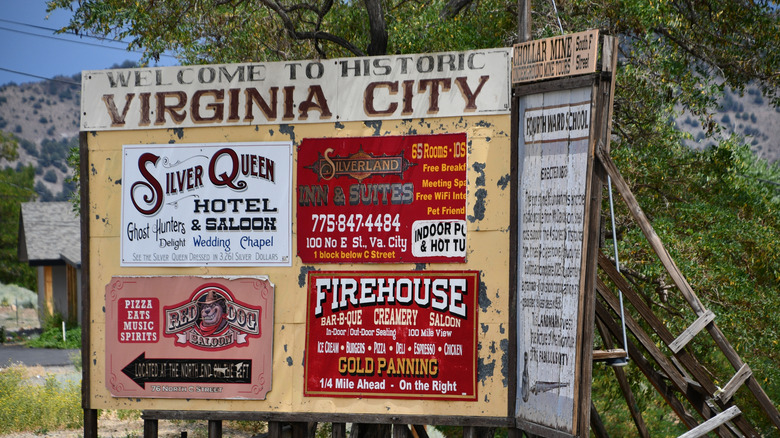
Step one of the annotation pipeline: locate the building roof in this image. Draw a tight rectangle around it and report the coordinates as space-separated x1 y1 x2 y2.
18 202 81 267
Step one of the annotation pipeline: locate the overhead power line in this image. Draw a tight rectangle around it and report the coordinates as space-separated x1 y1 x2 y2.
0 25 141 53
0 67 80 85
0 21 176 59
0 17 133 45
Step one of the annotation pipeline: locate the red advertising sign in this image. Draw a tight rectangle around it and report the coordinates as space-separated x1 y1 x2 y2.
304 271 478 400
297 134 467 264
105 276 274 399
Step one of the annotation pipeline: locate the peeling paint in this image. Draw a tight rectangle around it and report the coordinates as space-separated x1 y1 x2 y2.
298 266 317 287
481 323 489 334
414 263 427 271
279 124 296 143
286 356 293 366
475 120 493 128
472 162 486 187
91 163 97 175
115 179 122 185
284 344 288 352
500 338 509 387
478 275 492 311
477 357 495 384
364 120 383 136
171 128 185 139
499 323 505 334
489 340 496 354
497 174 510 190
468 188 487 222
335 121 345 129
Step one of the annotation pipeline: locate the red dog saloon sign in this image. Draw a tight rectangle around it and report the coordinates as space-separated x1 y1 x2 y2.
304 271 478 400
297 134 468 264
105 276 274 399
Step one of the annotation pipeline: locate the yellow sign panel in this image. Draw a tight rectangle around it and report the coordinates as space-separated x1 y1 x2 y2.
83 49 513 419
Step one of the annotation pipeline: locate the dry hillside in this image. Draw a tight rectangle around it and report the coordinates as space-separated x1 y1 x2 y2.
0 75 81 200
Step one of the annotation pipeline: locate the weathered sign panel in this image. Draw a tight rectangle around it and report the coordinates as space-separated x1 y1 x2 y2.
121 142 292 266
512 30 599 84
82 48 512 421
105 276 275 399
303 271 478 400
515 87 593 433
82 49 510 131
296 134 467 264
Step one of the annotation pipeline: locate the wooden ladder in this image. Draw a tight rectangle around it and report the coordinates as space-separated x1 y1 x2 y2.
589 145 780 437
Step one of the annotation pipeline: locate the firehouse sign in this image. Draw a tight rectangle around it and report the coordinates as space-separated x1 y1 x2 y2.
304 271 478 400
297 134 467 263
105 276 275 399
120 142 292 266
81 49 511 131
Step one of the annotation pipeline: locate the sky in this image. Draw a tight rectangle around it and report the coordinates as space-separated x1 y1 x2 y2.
0 0 177 87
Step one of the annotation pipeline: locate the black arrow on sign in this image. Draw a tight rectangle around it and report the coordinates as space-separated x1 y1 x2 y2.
121 353 252 389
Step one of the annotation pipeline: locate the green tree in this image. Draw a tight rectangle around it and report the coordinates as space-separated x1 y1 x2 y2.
0 132 36 291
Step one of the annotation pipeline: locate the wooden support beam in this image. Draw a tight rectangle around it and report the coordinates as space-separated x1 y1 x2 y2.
596 146 780 431
596 278 691 392
143 418 158 438
592 349 627 361
598 252 721 397
599 251 763 436
677 406 741 438
595 289 736 437
595 318 650 438
716 364 753 404
595 144 706 314
208 420 222 438
84 409 98 438
595 301 702 432
669 310 716 354
332 423 347 438
411 425 429 438
392 424 411 438
590 402 610 438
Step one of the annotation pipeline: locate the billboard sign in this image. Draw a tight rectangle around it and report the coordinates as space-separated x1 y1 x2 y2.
512 30 599 84
82 49 511 131
515 87 593 433
105 276 275 399
304 271 479 400
120 142 292 266
297 134 467 264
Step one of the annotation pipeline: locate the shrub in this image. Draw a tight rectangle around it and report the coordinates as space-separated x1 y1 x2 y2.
43 169 58 183
27 325 81 349
0 364 81 434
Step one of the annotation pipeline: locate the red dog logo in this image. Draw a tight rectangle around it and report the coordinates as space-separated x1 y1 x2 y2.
164 283 263 350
